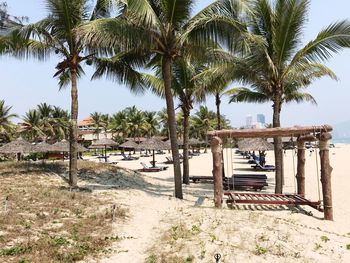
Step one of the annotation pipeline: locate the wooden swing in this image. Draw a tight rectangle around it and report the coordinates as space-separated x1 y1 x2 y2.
209 125 333 220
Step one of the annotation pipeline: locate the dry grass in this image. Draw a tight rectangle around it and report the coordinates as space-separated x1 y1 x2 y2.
0 162 129 263
145 208 350 263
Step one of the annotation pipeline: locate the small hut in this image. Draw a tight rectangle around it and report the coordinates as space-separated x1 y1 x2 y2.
0 137 35 160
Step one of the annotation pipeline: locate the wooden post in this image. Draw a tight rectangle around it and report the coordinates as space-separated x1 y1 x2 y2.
296 140 306 196
211 136 223 208
319 133 333 221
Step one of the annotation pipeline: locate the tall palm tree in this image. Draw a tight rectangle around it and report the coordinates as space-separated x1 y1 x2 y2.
0 99 17 142
82 0 248 199
18 0 114 187
209 0 350 193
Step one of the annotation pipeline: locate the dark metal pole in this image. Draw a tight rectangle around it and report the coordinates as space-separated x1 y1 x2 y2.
152 150 155 167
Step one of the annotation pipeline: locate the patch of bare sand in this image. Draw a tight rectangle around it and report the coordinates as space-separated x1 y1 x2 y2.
92 145 350 263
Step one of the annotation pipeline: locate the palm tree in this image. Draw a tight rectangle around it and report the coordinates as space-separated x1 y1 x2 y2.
143 111 159 138
192 106 215 153
143 58 207 184
217 0 350 193
82 0 248 199
20 109 44 142
90 112 103 140
158 108 169 137
0 99 17 142
110 110 130 141
18 0 113 187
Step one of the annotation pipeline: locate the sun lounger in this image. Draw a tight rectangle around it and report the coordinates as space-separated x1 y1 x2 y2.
164 156 183 164
122 153 139 161
140 162 162 172
251 160 275 171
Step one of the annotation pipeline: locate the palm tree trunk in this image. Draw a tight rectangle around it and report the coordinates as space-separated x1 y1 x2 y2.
215 92 222 130
69 67 78 188
162 56 183 199
273 96 283 194
182 107 190 185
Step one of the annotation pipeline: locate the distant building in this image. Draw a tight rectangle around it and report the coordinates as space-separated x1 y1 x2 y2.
257 114 266 125
245 115 253 128
78 117 112 142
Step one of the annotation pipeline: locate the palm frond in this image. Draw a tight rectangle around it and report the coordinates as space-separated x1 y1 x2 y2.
227 87 270 103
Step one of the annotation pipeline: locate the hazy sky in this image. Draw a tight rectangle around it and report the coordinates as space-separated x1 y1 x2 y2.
2 0 350 127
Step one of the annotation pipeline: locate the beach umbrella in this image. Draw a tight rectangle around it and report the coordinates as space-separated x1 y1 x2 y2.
165 138 184 147
119 140 138 149
119 140 138 154
91 138 118 162
33 141 53 153
0 137 35 160
50 139 88 153
237 138 273 152
137 137 171 167
188 138 201 145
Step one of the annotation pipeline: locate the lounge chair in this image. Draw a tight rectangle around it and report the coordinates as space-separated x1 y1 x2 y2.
139 162 162 172
122 153 139 161
164 156 183 164
251 160 275 172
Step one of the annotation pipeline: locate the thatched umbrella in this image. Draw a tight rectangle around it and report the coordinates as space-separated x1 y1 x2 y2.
50 139 88 152
119 140 138 148
237 138 273 152
0 137 35 160
34 141 53 153
119 140 138 154
137 137 171 167
188 138 201 145
90 138 118 162
165 138 183 147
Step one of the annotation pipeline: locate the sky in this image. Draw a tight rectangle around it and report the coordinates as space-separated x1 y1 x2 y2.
2 0 350 128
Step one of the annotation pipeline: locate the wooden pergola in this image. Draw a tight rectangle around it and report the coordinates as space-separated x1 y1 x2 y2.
208 125 333 220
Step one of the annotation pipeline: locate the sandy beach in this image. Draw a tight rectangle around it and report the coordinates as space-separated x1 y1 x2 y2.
76 144 350 263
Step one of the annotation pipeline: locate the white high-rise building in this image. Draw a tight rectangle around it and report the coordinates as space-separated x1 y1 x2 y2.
246 115 253 128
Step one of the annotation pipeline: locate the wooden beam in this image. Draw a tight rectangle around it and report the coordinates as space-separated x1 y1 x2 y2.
211 136 223 208
208 125 332 139
319 134 333 221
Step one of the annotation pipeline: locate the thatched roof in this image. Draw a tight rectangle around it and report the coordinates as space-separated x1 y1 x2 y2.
189 138 202 145
50 139 88 152
137 137 171 150
91 138 118 147
165 138 183 146
34 141 53 153
119 140 138 149
237 138 273 151
0 137 35 154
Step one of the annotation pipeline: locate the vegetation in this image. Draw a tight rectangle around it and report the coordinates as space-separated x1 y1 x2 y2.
0 162 128 262
201 0 350 193
0 100 17 143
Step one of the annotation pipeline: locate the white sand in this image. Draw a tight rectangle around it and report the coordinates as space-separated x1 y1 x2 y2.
84 145 350 262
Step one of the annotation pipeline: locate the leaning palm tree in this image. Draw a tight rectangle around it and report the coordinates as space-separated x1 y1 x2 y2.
82 0 248 199
201 0 350 193
17 0 114 187
0 99 17 142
